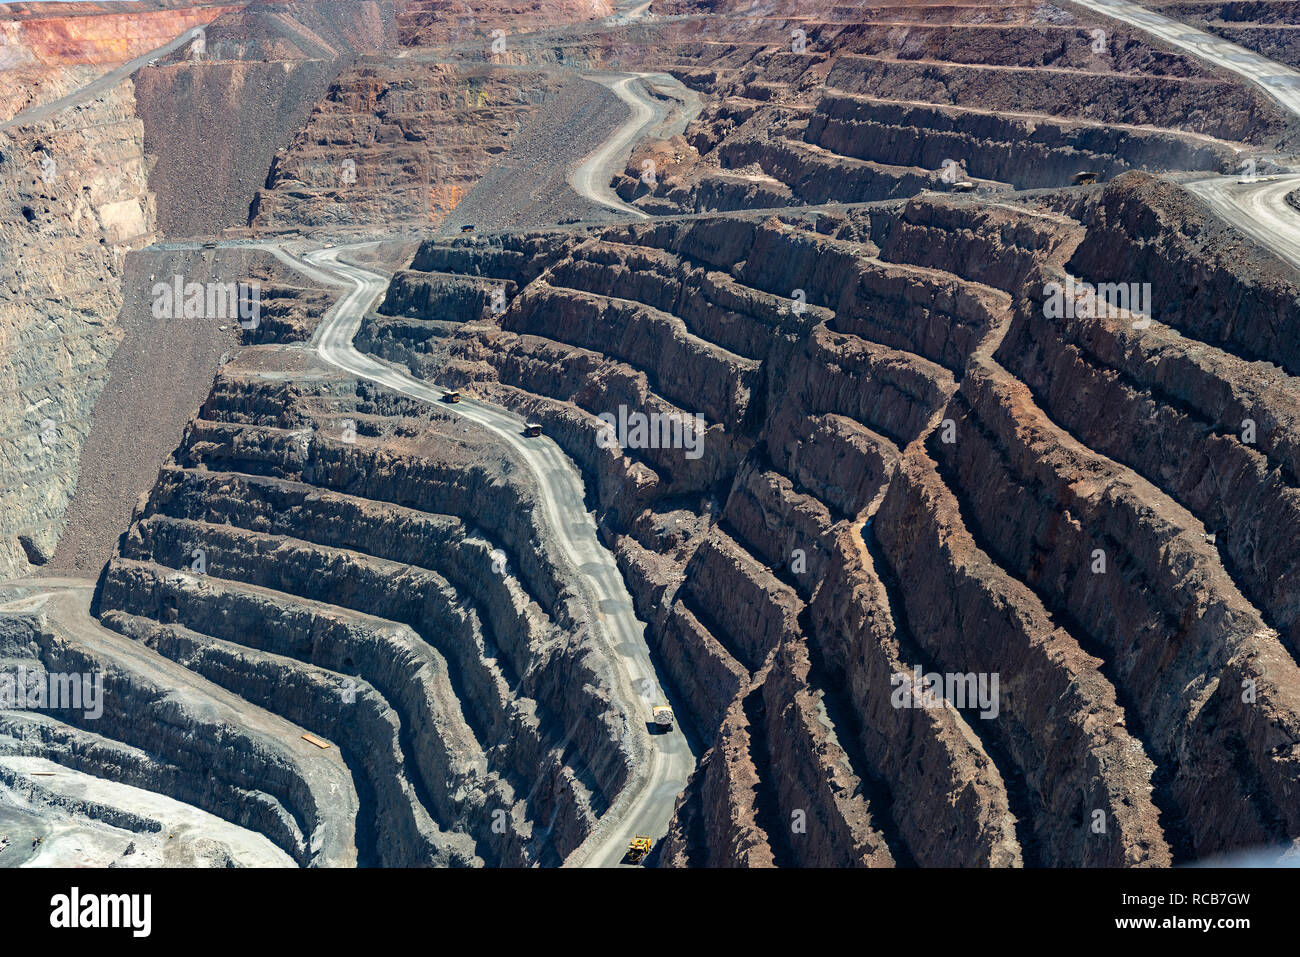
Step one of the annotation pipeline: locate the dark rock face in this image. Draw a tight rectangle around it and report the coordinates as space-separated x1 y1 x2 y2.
366 179 1300 867
806 94 1231 190
12 0 1300 872
249 64 577 232
16 533 51 565
591 3 1287 216
1070 172 1300 377
87 362 636 866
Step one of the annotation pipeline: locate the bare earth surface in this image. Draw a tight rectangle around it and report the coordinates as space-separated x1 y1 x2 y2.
6 0 1300 872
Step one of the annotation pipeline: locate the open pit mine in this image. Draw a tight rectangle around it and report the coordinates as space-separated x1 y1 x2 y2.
1 0 1300 895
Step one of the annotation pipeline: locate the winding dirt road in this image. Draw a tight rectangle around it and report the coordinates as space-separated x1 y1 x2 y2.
1185 174 1300 270
4 40 696 866
570 74 658 219
269 70 699 866
276 242 695 869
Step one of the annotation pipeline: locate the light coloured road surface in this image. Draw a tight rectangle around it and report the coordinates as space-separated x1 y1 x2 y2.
1 27 207 132
570 70 701 221
1185 174 1300 271
1071 0 1300 117
1083 5 1300 280
570 74 659 219
278 244 694 867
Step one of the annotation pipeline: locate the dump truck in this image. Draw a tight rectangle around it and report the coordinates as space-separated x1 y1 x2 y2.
626 836 653 863
443 390 462 404
1072 171 1099 185
951 180 976 193
524 423 543 438
461 224 476 233
653 705 674 731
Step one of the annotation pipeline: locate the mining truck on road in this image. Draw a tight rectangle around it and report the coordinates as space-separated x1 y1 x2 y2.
653 705 674 730
626 836 653 863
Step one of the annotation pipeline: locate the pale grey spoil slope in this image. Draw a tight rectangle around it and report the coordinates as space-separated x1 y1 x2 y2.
438 73 630 232
45 248 246 576
0 755 295 868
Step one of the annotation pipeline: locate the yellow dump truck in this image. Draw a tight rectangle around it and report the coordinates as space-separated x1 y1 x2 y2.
443 390 462 404
524 423 543 437
626 836 653 863
652 705 674 731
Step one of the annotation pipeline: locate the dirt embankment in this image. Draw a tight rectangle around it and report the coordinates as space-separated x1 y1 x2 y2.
442 74 632 232
134 1 398 237
45 246 330 577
